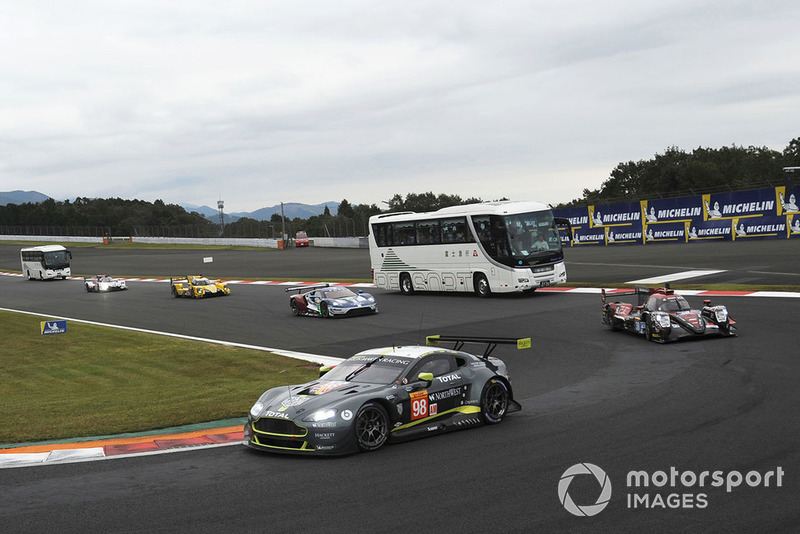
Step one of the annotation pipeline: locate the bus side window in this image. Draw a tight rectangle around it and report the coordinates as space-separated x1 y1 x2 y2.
442 217 469 243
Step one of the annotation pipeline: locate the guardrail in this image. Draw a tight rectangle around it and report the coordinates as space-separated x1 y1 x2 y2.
0 235 368 248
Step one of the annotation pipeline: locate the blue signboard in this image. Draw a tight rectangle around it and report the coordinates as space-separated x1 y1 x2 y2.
41 320 67 335
732 215 788 241
702 187 778 221
686 219 733 242
553 186 796 247
788 214 800 238
644 221 687 243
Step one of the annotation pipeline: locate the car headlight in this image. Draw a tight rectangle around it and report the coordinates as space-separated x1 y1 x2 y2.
654 312 671 329
303 408 337 422
714 307 728 323
250 401 264 418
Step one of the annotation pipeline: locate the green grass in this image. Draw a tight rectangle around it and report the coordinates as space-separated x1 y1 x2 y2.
0 310 319 444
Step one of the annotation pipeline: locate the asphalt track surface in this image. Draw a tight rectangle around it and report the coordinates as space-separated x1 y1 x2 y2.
1 240 799 533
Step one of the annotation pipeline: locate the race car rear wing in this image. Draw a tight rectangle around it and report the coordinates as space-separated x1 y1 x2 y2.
601 284 673 307
426 335 531 358
285 283 330 293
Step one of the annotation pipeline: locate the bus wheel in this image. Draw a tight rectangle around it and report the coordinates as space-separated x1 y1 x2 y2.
399 273 414 295
474 274 491 298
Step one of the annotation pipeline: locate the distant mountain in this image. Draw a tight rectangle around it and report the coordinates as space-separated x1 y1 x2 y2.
0 190 51 206
0 192 340 222
182 201 339 222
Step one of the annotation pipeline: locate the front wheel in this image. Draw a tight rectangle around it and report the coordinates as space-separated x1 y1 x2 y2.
474 274 491 298
320 301 331 318
644 318 656 342
480 379 509 424
355 402 389 452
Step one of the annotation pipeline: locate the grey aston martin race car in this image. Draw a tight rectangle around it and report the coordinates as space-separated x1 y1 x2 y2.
244 335 530 455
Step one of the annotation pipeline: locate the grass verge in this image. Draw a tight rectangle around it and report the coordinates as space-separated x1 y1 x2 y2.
0 310 319 444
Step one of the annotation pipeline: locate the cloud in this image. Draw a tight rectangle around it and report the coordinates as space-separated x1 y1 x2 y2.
1 0 798 211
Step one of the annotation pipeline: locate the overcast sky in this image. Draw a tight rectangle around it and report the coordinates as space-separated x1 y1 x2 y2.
2 1 798 213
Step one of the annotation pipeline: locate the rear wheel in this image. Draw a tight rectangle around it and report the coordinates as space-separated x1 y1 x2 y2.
474 274 491 298
480 379 509 424
604 306 617 331
399 273 414 295
290 299 300 316
171 286 179 298
355 402 389 452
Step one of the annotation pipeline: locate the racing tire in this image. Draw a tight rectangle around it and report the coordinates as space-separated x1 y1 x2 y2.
644 318 655 342
604 307 617 331
355 402 389 452
474 274 491 298
480 379 509 424
290 299 300 316
720 323 737 337
399 273 414 295
320 301 332 318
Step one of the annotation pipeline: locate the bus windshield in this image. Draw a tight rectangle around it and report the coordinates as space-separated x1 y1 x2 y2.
43 250 71 269
471 211 562 267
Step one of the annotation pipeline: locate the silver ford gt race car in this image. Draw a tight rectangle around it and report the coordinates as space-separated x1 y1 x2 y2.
244 335 529 455
286 283 378 318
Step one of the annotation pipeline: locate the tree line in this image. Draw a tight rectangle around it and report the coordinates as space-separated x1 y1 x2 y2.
2 139 798 237
0 193 482 238
556 138 800 208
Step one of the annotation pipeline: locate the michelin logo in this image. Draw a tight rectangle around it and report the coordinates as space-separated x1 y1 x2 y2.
41 320 67 335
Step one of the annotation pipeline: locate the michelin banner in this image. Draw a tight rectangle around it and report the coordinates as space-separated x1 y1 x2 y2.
555 186 799 246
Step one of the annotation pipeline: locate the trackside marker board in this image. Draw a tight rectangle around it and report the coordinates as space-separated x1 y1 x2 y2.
41 320 67 335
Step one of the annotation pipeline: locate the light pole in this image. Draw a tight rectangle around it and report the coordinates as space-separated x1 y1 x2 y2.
217 199 225 236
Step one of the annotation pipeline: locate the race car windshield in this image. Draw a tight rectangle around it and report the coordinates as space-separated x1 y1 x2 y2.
321 289 355 298
323 356 412 384
660 297 692 312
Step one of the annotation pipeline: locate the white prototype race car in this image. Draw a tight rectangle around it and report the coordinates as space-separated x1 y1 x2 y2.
84 274 128 292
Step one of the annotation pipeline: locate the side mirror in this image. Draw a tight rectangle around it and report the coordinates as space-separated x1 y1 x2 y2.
319 366 333 378
358 289 364 294
418 372 434 383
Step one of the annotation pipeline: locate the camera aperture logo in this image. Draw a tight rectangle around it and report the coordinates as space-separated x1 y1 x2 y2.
559 463 785 515
558 463 612 517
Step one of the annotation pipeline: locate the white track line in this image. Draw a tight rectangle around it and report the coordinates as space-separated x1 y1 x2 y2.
626 270 726 285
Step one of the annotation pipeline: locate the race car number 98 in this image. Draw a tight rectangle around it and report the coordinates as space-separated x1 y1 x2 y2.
410 390 428 420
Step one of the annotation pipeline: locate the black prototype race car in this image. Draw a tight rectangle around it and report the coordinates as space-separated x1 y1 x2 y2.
286 283 378 318
602 286 737 343
244 335 529 455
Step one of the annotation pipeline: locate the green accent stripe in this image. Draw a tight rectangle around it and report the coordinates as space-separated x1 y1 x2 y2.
391 406 481 432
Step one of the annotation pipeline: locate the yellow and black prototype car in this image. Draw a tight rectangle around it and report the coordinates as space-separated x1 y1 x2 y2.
170 275 230 298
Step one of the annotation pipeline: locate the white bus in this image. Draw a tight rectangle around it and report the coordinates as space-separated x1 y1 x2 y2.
20 244 72 280
368 201 570 296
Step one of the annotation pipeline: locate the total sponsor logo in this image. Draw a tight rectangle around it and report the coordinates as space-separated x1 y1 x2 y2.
558 464 785 516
